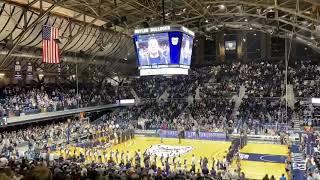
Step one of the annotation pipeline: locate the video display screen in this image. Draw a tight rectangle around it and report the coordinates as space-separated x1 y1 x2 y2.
179 34 193 65
135 33 170 66
133 25 195 76
225 40 236 51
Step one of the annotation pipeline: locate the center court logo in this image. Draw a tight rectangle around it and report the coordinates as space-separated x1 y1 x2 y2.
146 144 193 157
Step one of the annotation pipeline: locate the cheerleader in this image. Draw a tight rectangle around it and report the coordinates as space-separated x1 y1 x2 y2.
94 150 98 161
115 149 119 163
85 148 90 158
66 148 70 157
173 155 176 165
191 154 196 166
177 154 181 167
160 154 164 165
110 150 114 159
125 151 129 163
177 157 182 171
184 159 188 171
120 151 124 162
73 149 77 158
103 151 108 162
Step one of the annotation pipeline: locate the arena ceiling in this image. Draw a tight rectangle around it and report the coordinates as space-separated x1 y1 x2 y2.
0 0 320 76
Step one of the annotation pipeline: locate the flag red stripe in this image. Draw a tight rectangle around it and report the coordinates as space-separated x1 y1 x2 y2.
54 28 58 63
42 40 45 63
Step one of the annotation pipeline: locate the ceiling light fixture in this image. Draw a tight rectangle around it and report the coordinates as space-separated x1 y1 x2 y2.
219 4 225 10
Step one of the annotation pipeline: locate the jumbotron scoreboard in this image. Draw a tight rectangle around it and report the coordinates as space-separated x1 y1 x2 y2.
133 25 195 76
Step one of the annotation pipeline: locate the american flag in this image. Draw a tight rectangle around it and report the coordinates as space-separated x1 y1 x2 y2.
42 25 60 63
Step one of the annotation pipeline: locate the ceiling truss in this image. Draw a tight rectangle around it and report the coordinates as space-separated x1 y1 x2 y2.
0 0 319 77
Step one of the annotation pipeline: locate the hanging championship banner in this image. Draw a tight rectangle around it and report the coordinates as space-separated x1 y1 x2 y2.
15 61 21 78
58 64 61 75
26 62 33 78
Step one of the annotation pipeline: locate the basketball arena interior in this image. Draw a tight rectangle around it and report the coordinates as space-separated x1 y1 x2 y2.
0 0 320 179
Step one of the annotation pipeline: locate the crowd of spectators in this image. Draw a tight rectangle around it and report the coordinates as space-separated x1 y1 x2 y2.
131 76 169 99
166 75 199 99
239 62 284 98
197 62 283 99
1 60 314 179
135 100 188 130
239 97 292 124
116 86 134 99
0 151 245 180
298 132 320 180
181 98 234 132
200 83 238 99
199 63 240 99
0 116 131 156
0 113 246 180
290 60 320 98
0 60 300 137
289 60 320 128
0 83 133 118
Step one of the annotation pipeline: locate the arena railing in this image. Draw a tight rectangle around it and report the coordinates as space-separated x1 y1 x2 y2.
4 100 116 118
135 129 286 144
2 103 119 126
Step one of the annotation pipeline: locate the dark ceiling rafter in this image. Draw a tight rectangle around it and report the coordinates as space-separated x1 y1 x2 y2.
0 5 15 41
4 7 24 42
60 18 98 53
27 16 51 47
20 12 38 43
83 30 113 63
